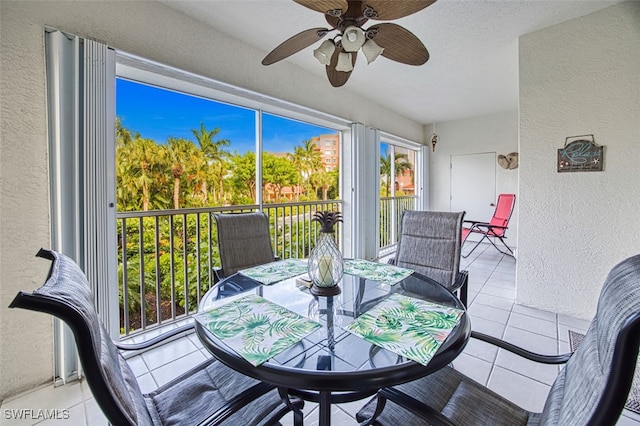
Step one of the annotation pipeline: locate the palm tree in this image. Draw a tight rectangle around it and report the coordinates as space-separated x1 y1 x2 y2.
310 171 335 200
116 125 137 210
119 137 168 211
229 152 257 203
393 153 413 187
380 152 413 196
185 149 210 207
116 117 138 146
391 153 412 194
166 138 196 209
380 154 392 196
210 160 228 204
290 139 323 200
191 122 230 204
289 146 307 201
300 139 323 177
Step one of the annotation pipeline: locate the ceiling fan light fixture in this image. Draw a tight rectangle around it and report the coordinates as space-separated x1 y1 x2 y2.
340 26 365 52
313 40 336 65
335 52 354 72
362 39 384 64
263 0 435 87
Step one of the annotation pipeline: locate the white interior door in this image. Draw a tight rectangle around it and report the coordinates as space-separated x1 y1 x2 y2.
450 152 496 231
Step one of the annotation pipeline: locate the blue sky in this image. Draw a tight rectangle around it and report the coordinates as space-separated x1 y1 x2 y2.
116 78 334 153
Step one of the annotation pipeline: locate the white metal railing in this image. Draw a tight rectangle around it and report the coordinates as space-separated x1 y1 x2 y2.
379 196 418 252
117 200 342 337
118 197 413 337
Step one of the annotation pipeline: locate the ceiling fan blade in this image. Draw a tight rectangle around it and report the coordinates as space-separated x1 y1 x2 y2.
371 23 429 65
364 0 436 20
262 28 329 66
326 49 357 87
294 0 348 15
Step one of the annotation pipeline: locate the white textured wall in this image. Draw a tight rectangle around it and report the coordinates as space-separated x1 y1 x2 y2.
518 1 640 319
427 110 519 241
0 1 425 398
0 3 55 399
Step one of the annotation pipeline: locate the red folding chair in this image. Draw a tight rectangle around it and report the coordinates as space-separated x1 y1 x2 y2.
461 193 516 258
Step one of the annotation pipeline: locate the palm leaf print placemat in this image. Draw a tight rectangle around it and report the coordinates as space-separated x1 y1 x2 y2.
345 294 464 366
239 259 308 285
344 259 413 286
196 294 321 366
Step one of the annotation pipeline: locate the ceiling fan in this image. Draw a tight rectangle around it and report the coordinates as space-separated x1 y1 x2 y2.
262 0 436 87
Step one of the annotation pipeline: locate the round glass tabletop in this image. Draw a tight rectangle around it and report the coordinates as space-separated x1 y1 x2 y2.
196 270 470 394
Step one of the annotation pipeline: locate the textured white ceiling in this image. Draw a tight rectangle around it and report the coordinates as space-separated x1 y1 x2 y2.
159 0 622 125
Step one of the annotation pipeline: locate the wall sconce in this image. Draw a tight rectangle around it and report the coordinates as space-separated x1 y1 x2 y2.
430 133 439 152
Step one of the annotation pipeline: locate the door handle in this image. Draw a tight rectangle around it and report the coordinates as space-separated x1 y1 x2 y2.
490 203 495 206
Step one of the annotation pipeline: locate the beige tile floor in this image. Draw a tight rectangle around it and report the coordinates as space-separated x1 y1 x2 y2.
2 244 639 425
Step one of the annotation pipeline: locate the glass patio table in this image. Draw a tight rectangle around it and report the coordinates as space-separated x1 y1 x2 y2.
195 268 470 426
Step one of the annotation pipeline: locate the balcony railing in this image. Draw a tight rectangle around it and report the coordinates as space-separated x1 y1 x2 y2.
379 196 418 252
118 200 341 337
118 197 414 337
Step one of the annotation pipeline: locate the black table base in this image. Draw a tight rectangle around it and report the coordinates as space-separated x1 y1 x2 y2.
281 387 378 426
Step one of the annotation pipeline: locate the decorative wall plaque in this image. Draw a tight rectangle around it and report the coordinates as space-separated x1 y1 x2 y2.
557 134 604 172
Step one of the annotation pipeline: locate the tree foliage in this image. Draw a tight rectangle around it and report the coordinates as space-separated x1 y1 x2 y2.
380 152 413 197
116 120 341 333
116 121 339 211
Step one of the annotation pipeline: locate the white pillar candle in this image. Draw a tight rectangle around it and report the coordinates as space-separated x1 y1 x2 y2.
318 256 333 286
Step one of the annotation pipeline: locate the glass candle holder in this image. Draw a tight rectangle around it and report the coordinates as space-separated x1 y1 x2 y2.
308 232 343 296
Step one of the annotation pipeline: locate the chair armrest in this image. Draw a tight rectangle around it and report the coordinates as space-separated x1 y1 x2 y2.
463 222 490 234
115 324 195 351
471 331 573 364
453 270 468 292
376 387 457 426
465 222 508 231
212 267 223 284
453 271 469 307
481 224 508 230
463 220 489 226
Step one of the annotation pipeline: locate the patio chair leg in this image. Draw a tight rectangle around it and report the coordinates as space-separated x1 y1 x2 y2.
463 235 514 259
359 392 388 426
487 236 514 257
461 235 488 258
458 284 468 307
278 387 304 426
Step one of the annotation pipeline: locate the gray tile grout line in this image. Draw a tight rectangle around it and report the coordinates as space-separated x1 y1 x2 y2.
485 279 515 390
464 249 509 390
474 253 562 395
138 353 156 387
